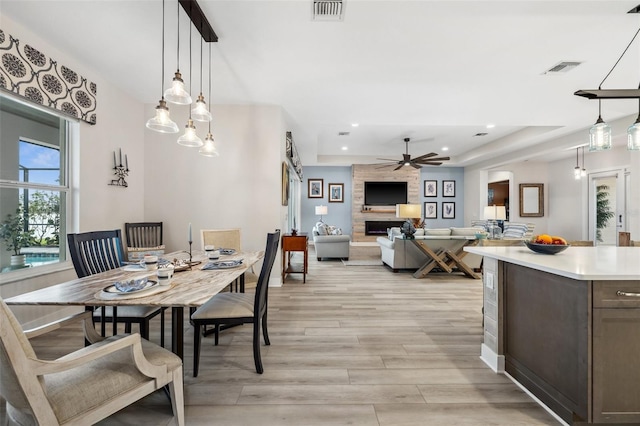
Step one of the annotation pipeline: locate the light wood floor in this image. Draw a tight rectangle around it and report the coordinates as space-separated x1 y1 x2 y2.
2 245 559 425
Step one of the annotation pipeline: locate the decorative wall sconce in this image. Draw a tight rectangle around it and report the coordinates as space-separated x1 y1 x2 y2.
109 148 129 188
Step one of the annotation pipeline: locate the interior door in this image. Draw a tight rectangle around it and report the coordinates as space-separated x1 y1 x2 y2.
588 170 625 246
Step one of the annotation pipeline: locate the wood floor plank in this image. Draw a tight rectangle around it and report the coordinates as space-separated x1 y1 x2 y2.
1 244 559 425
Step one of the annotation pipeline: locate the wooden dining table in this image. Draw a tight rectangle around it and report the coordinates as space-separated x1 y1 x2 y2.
5 250 264 360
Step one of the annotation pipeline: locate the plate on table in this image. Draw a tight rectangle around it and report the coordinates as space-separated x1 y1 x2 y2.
123 264 147 272
202 259 244 270
103 279 158 295
524 241 570 255
219 248 236 255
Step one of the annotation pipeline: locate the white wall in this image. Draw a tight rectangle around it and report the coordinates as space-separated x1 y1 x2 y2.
143 103 287 285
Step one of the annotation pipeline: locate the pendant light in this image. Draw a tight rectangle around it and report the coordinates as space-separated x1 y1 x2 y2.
581 146 587 177
588 98 611 151
146 0 179 133
191 31 212 122
164 1 192 105
177 17 202 147
627 97 640 150
574 148 581 180
200 42 219 157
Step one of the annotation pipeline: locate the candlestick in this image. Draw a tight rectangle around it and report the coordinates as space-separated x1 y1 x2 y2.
188 241 193 270
125 154 129 171
188 223 192 243
113 151 116 169
119 148 122 167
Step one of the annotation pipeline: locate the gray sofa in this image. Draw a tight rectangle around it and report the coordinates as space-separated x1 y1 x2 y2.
312 223 350 261
377 227 483 272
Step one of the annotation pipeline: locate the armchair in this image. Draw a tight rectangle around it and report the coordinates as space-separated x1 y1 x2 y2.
0 297 184 425
312 222 350 261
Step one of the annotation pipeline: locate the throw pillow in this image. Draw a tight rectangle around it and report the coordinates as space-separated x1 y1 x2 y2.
330 227 342 235
502 223 528 239
315 222 329 235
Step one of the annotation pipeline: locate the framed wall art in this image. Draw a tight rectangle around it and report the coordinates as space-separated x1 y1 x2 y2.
281 162 289 206
443 180 455 197
424 180 437 197
424 202 437 219
519 183 544 217
442 202 455 219
308 178 324 198
328 183 344 203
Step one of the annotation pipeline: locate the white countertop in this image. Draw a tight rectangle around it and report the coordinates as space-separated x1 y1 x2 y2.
464 246 640 280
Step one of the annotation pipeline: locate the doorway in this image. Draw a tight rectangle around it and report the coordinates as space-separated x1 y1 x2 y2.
488 179 510 221
588 170 625 246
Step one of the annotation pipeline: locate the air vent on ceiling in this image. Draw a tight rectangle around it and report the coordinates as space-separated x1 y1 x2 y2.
313 0 344 21
543 61 581 74
474 132 488 137
338 131 350 136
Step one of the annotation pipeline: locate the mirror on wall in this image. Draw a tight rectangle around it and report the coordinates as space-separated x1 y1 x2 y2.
519 183 544 217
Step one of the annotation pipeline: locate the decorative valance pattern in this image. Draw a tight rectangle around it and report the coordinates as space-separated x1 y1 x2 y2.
0 29 97 124
286 131 303 179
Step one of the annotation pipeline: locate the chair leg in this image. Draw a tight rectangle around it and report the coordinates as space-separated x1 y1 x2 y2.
125 322 132 334
169 366 185 426
193 324 202 377
262 312 270 346
253 319 264 374
160 309 165 348
214 324 219 346
140 321 149 340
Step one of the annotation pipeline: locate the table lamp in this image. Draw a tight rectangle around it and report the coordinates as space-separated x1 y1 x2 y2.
315 205 328 223
483 205 506 239
396 204 422 239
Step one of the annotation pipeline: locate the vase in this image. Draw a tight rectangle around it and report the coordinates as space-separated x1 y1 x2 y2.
10 254 26 268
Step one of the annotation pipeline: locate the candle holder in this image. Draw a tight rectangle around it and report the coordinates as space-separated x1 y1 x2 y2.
188 241 193 270
108 149 129 188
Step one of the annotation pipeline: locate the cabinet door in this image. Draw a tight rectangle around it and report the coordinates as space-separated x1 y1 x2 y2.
593 309 640 423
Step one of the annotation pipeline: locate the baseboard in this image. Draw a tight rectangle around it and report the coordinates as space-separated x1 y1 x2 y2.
480 343 504 373
504 371 569 426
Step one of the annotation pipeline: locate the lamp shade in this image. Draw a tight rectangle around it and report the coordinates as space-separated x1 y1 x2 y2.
483 205 506 220
396 204 422 219
589 116 612 151
315 205 328 216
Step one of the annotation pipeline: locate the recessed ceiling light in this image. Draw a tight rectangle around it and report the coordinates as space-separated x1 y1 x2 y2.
442 147 449 151
338 131 350 136
486 123 495 129
341 146 348 151
351 123 359 127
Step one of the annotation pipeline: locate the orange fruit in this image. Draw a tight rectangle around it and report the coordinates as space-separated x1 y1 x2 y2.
537 234 553 244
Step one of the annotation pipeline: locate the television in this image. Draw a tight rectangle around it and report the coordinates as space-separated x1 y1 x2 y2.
364 181 408 206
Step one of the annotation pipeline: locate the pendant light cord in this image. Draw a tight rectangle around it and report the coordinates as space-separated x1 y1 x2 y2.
200 29 203 95
161 0 165 96
176 0 180 72
188 5 192 118
208 42 212 132
599 26 640 89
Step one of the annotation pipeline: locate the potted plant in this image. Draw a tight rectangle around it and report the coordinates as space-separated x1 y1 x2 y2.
0 208 34 269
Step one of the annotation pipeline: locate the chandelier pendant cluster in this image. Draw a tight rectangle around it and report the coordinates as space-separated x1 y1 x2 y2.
146 0 218 157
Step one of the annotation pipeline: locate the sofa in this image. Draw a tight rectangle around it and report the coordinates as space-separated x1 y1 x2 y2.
377 227 484 272
312 222 351 261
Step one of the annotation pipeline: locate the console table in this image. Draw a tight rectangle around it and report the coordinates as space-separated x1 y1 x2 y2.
281 233 308 283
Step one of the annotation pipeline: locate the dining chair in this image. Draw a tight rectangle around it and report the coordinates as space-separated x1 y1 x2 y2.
125 221 163 248
67 230 165 344
0 296 184 425
191 229 280 376
201 228 258 289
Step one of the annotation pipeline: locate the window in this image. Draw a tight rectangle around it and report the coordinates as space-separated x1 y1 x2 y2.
0 95 70 274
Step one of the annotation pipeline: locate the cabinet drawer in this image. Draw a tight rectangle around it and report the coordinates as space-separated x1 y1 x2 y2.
593 280 640 308
282 236 308 251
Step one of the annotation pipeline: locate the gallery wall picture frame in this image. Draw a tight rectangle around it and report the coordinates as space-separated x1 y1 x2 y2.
308 178 324 198
328 183 344 203
443 180 456 197
442 201 455 219
424 202 438 219
424 180 437 197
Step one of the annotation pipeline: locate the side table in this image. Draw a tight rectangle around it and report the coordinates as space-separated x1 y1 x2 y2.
281 233 308 283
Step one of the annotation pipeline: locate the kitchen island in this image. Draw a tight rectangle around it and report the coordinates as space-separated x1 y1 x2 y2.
465 245 640 425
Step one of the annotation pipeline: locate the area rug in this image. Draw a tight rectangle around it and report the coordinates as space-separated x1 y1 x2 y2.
341 259 383 266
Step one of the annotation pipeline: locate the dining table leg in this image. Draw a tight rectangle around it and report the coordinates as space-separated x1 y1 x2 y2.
112 306 118 336
172 306 184 360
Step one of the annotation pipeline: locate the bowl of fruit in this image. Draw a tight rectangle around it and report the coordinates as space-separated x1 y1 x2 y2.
524 234 570 255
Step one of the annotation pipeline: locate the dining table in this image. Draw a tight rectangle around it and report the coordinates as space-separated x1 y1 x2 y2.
4 250 264 360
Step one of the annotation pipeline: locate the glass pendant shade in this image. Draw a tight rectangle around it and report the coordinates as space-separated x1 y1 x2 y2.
199 132 219 157
177 119 203 147
164 71 192 105
589 116 612 151
627 116 640 151
581 168 587 177
146 99 179 133
191 94 212 122
574 166 581 180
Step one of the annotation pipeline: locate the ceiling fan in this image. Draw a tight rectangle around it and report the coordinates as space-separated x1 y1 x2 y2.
376 138 450 170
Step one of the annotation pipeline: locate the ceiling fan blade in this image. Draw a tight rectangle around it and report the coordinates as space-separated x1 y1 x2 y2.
375 164 395 169
412 152 439 161
416 156 450 163
410 163 421 169
376 158 401 162
393 164 404 171
420 162 443 166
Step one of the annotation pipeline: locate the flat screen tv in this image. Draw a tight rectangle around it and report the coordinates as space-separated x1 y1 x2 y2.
364 181 408 206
